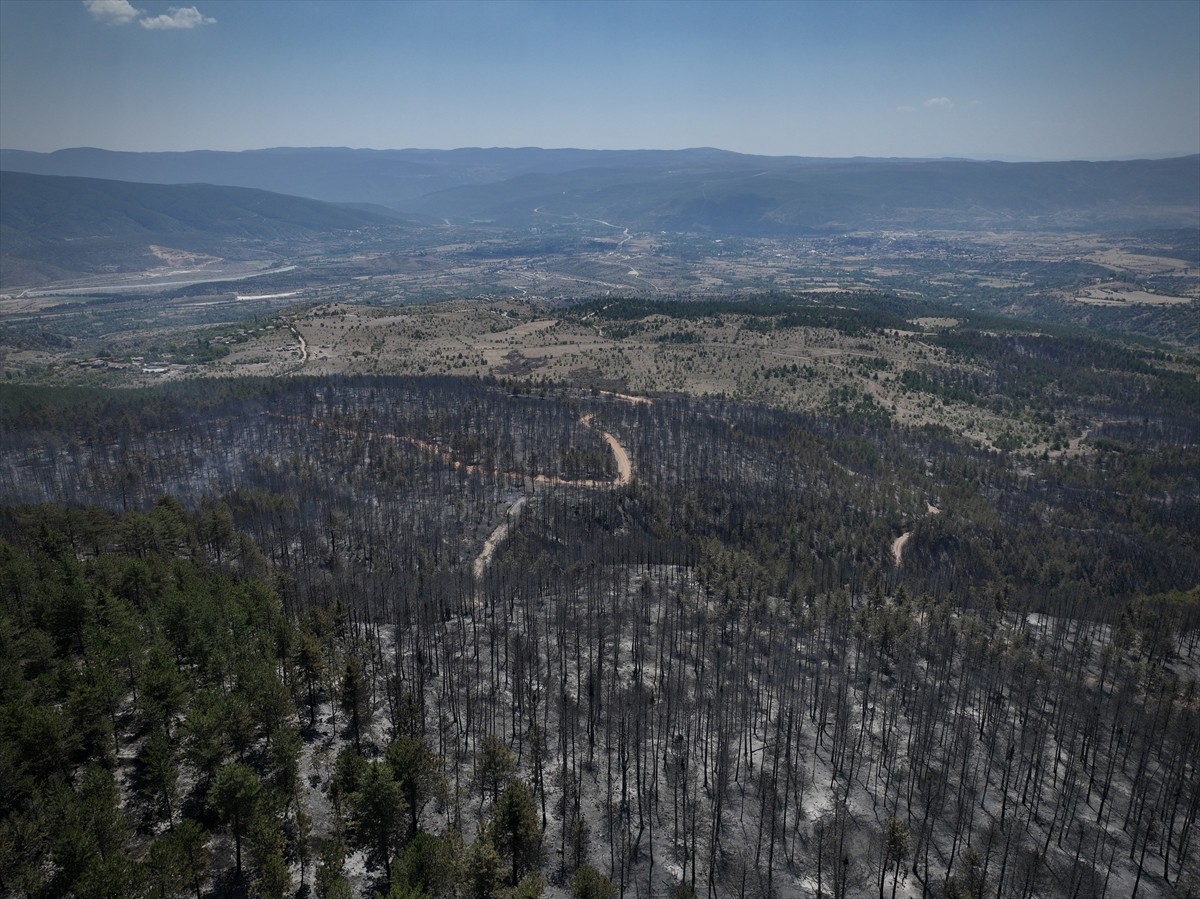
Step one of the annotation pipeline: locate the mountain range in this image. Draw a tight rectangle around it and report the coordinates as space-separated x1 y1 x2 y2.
2 147 1197 288
0 146 746 206
4 146 1197 232
402 154 1200 234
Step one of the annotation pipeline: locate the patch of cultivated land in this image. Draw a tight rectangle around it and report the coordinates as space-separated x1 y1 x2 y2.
1086 249 1199 276
1070 283 1195 306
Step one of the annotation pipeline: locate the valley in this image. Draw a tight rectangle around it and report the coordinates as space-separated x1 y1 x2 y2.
4 219 1196 462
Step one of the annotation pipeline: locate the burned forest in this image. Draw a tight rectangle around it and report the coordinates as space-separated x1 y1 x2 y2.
1 369 1197 899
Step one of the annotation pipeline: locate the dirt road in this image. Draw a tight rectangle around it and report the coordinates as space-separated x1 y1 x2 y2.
580 413 632 486
473 496 528 580
270 396 640 581
893 503 940 567
472 413 633 579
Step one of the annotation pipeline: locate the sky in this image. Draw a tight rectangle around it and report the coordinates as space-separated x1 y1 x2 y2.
1 0 1197 161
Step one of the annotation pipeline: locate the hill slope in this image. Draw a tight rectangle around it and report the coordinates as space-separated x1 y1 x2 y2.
0 171 399 288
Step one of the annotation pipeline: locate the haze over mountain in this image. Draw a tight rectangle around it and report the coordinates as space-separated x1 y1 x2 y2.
0 146 748 206
401 153 1200 234
3 148 1197 238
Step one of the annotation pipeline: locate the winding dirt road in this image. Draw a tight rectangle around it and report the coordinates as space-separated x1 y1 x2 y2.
580 413 632 487
269 395 639 581
471 410 634 579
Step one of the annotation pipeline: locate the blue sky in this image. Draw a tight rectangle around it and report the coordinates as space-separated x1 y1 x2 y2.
1 0 1197 160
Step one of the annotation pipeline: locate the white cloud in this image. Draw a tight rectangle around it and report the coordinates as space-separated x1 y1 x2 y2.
139 6 216 29
923 97 954 109
83 0 142 25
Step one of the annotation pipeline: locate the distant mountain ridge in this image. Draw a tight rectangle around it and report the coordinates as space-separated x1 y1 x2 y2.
403 154 1200 234
0 146 758 206
0 171 398 288
3 146 1196 234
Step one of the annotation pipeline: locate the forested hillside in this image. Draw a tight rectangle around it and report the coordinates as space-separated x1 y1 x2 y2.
1 375 1197 898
